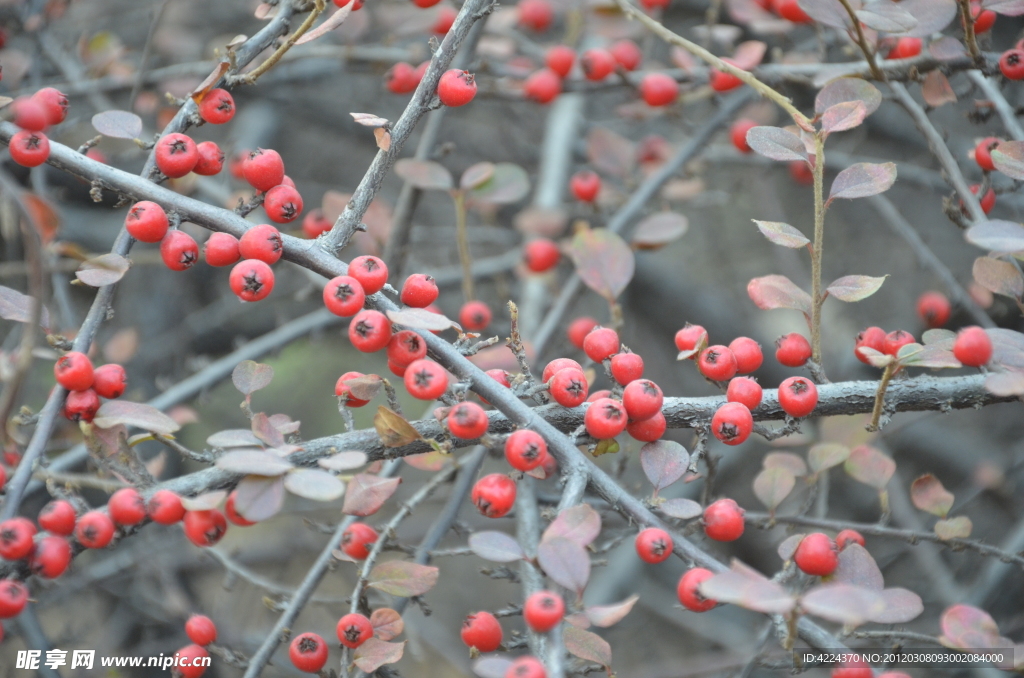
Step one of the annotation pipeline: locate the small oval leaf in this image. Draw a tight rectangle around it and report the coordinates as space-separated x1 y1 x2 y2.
537 536 591 594
343 473 402 516
747 275 813 314
745 126 808 163
232 360 274 396
92 110 143 139
826 275 887 302
829 162 897 201
76 253 130 287
394 159 453 190
640 440 690 493
93 401 181 435
284 468 346 501
754 220 810 248
215 449 294 476
631 212 688 250
368 561 439 597
468 531 525 562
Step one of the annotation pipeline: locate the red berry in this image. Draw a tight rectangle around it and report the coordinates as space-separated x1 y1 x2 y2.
698 345 738 381
487 368 511 389
583 327 619 362
640 0 670 7
548 368 589 407
635 527 673 563
175 645 209 678
199 88 235 124
388 330 428 367
972 2 996 33
404 359 449 400
711 402 753 445
438 69 478 106
160 230 199 271
610 39 643 71
674 324 707 354
917 291 951 328
387 62 418 93
264 185 303 223
640 72 678 107
610 352 644 385
581 49 616 80
789 159 814 185
969 183 997 214
567 317 598 348
349 255 389 294
323 275 366 317
546 45 575 77
836 529 865 550
9 129 50 167
524 590 565 631
337 613 373 648
448 401 489 439
225 491 257 526
148 489 186 525
888 37 921 59
290 632 328 673
974 137 1001 172
585 397 628 439
54 351 94 391
341 522 379 559
472 474 517 518
29 535 71 578
243 148 285 191
703 498 744 541
335 370 371 407
13 96 48 131
86 148 108 164
302 209 333 238
1001 49 1024 79
794 532 838 575
626 411 666 442
729 337 763 374
401 273 439 307
75 510 116 549
230 259 275 301
778 376 818 418
186 615 218 645
677 567 717 612
460 300 492 331
0 517 36 560
878 673 912 678
108 487 146 526
570 170 601 202
883 329 915 356
775 333 811 367
155 132 199 178
92 363 126 399
193 140 225 176
524 68 562 104
622 379 663 420
543 358 583 383
32 87 69 125
709 60 743 92
731 119 757 153
506 656 547 678
855 326 887 363
349 309 392 352
204 232 240 266
0 580 28 618
954 326 992 366
832 660 872 678
183 509 228 547
39 500 77 536
524 238 561 272
64 389 101 422
239 224 283 264
505 429 547 471
776 0 812 21
726 376 762 411
518 0 553 30
461 611 503 651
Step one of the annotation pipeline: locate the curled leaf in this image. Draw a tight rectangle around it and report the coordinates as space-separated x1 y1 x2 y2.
374 406 425 448
76 253 130 287
295 2 354 45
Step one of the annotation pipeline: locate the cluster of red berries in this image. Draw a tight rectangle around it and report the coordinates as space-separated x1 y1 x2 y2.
854 324 992 367
285 610 377 673
460 591 560 676
54 351 127 423
8 87 68 167
169 615 217 678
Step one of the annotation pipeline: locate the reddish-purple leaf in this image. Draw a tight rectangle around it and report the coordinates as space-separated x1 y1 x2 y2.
640 440 690 493
808 443 850 473
699 560 796 614
899 0 958 36
587 127 635 178
370 608 404 641
844 445 896 489
367 561 439 597
940 604 1002 649
910 474 954 517
763 452 808 476
871 587 924 624
800 583 886 626
76 253 130 287
658 497 703 520
732 40 768 69
343 374 383 401
295 3 354 45
754 220 810 248
856 0 918 32
828 163 897 201
568 227 635 302
251 412 287 449
216 449 293 476
394 159 453 191
921 71 957 107
929 35 967 58
583 595 639 628
232 360 274 396
753 467 795 511
798 0 853 28
284 468 345 501
469 531 525 562
352 638 405 673
974 256 1024 300
343 474 402 516
461 162 495 190
563 626 612 668
777 533 805 561
826 275 887 302
542 504 602 546
467 163 530 205
745 126 808 163
821 101 868 135
815 78 882 115
632 212 688 250
233 475 286 522
984 0 1024 15
934 516 973 539
537 536 591 594
832 543 884 591
374 406 425 448
0 285 49 328
93 401 181 435
92 110 143 139
473 656 514 678
747 274 813 315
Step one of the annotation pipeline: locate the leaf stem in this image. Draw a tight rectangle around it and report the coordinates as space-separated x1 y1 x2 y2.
240 0 327 85
868 363 895 431
958 0 981 62
810 133 827 374
453 190 473 302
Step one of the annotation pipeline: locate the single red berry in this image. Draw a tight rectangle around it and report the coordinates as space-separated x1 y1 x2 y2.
337 613 373 648
622 379 663 420
524 238 561 271
703 498 745 541
487 369 511 389
836 529 865 550
334 0 364 7
438 69 478 106
505 429 547 471
9 129 51 167
581 49 616 80
567 317 598 349
54 351 94 391
729 337 763 374
583 327 619 362
794 532 838 576
546 45 575 77
32 87 69 125
585 397 628 439
404 359 449 400
472 474 517 518
386 62 418 93
548 368 589 407
335 370 371 407
29 535 71 578
917 291 951 328
239 224 283 264
203 232 241 267
972 2 996 33
518 0 553 30
974 137 1001 172
524 68 562 104
789 159 814 185
155 132 199 178
610 352 644 385
64 389 101 422
0 517 36 560
349 255 389 294
726 376 762 411
677 568 717 612
290 632 328 673
108 487 146 526
323 275 366 317
349 309 393 352
832 660 872 678
776 0 812 21
543 358 583 383
460 300 492 331
388 330 428 367
775 333 811 367
264 185 303 224
75 510 116 549
175 645 209 678
709 60 743 92
198 88 234 124
448 401 489 439
524 590 565 632
640 0 670 7
341 523 379 559
674 324 707 354
954 326 992 366
461 611 503 651
13 96 48 131
570 170 601 202
148 489 186 525
183 509 228 548
855 326 887 363
390 361 406 379
778 376 818 418
160 230 199 271
1000 49 1024 79
0 581 29 619
730 119 758 153
230 259 275 302
698 345 738 381
225 491 257 526
86 148 108 164
888 37 921 59
230 150 249 179
243 148 285 191
635 527 673 563
302 209 333 238
969 184 997 214
39 500 77 536
626 411 666 442
401 273 439 307
506 656 547 678
610 39 643 71
640 72 679 107
883 329 915 356
193 140 225 176
186 615 218 646
93 364 127 399
711 402 753 445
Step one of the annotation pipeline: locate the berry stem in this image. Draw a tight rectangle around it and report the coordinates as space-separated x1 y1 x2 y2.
238 0 329 85
453 190 474 302
868 363 895 431
958 0 981 63
809 132 827 377
835 0 885 82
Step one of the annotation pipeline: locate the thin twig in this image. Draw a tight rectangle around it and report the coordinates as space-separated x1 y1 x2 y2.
835 0 885 81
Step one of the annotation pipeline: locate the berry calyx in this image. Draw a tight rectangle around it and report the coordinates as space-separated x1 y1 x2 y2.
917 291 951 328
584 397 628 439
438 69 478 107
8 130 50 167
160 230 199 271
289 632 328 673
404 359 449 400
186 615 218 646
182 509 228 547
148 489 186 525
711 402 754 445
125 201 169 243
703 498 745 541
472 474 517 518
570 170 601 202
640 72 679 107
108 487 146 526
793 532 838 576
349 309 393 352
729 336 763 374
75 511 116 549
726 376 762 411
635 527 673 563
155 132 199 178
337 613 374 648
677 567 717 612
883 329 915 356
349 255 389 294
778 376 818 418
698 345 738 381
448 401 489 439
622 379 663 420
243 148 285 191
323 275 366 317
230 259 275 302
38 500 77 536
204 232 241 267
461 611 503 651
583 326 619 362
954 326 992 366
341 522 379 559
388 330 428 367
775 333 811 367
55 351 94 391
460 300 492 331
198 88 235 124
505 429 548 471
401 273 439 307
548 368 589 407
610 352 644 385
524 590 565 632
264 184 304 223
